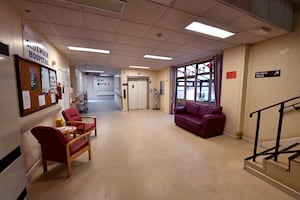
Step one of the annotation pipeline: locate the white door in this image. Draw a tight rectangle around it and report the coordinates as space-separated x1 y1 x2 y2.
137 79 147 109
128 79 148 110
128 80 138 110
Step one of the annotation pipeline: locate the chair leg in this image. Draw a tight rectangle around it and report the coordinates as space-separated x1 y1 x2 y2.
94 128 97 136
42 159 47 174
88 146 91 160
67 160 72 177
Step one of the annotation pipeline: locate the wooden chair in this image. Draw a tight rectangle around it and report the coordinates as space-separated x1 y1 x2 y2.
62 107 97 136
31 126 91 177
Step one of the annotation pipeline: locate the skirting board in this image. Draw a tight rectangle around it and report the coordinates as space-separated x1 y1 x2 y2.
26 158 41 181
223 132 242 140
241 135 300 148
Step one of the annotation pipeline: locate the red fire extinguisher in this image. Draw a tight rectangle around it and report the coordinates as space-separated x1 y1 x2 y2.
57 83 62 100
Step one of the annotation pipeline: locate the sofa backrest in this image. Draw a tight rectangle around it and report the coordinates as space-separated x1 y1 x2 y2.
185 101 199 116
185 101 222 117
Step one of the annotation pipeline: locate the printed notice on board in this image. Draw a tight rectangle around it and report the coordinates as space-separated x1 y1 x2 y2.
22 90 31 109
51 94 56 103
38 95 46 106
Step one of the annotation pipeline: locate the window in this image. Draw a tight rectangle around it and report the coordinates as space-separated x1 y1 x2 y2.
175 60 216 106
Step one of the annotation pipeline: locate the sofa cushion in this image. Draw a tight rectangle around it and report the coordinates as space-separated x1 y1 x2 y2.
175 114 203 129
198 105 222 117
198 105 210 118
206 106 222 114
185 101 199 116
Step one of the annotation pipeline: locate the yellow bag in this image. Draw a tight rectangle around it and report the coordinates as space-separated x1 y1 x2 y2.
55 118 65 127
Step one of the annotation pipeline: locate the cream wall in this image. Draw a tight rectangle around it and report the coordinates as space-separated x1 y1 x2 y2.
121 69 159 111
0 0 71 173
222 10 300 142
243 10 300 141
221 45 249 139
157 67 171 114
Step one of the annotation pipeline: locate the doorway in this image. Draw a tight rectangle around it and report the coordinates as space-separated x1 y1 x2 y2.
128 78 149 110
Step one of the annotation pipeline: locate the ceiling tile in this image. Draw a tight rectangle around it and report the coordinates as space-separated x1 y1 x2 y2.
114 34 140 46
202 41 235 51
155 8 196 31
42 4 84 27
118 20 151 37
112 44 136 52
203 3 244 24
11 0 47 21
86 41 113 50
144 27 176 41
121 0 167 25
29 20 56 34
166 32 197 45
81 6 122 18
130 46 153 57
185 36 216 48
44 34 64 44
230 14 266 32
156 42 181 51
59 37 89 46
52 24 85 38
225 32 266 45
136 38 162 48
85 30 115 43
172 0 219 16
83 12 119 32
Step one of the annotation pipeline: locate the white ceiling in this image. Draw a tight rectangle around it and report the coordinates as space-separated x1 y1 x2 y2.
11 0 298 75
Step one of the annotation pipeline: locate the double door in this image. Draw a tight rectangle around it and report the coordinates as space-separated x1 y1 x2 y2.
128 79 148 110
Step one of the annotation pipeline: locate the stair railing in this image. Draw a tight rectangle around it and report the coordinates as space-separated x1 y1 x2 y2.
249 96 300 162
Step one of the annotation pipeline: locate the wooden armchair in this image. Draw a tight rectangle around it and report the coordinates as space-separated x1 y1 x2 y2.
62 108 97 136
31 126 91 177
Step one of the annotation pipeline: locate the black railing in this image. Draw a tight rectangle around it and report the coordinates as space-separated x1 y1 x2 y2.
248 96 300 162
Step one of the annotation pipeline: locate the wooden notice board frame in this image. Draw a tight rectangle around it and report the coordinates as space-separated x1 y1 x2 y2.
14 55 57 116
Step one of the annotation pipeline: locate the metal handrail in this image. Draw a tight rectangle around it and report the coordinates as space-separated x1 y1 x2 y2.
249 96 300 162
250 96 300 117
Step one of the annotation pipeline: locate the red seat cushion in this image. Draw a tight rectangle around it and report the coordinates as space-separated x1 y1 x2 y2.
76 123 95 132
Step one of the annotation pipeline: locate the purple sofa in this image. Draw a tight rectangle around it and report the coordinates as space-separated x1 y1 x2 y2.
174 101 226 138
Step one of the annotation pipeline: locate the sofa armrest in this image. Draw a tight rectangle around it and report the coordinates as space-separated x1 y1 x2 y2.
174 106 185 114
202 114 226 131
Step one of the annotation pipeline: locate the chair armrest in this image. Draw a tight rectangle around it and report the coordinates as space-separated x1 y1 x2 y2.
202 114 226 129
174 106 185 114
66 120 84 124
66 131 91 146
82 116 96 119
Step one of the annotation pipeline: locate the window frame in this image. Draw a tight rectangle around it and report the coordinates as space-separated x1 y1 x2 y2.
175 59 215 106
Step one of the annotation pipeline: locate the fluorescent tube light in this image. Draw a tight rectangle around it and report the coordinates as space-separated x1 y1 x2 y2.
100 74 110 77
68 46 110 54
143 54 172 60
129 65 150 69
185 21 234 39
85 70 104 73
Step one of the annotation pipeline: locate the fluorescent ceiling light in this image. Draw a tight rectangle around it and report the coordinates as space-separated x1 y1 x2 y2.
85 70 104 73
129 65 150 69
143 54 172 60
185 21 234 39
100 74 110 77
68 46 110 54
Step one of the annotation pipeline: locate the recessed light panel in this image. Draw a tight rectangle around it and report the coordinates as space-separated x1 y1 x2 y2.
143 54 172 60
129 65 150 69
85 70 104 73
185 21 234 39
68 46 110 54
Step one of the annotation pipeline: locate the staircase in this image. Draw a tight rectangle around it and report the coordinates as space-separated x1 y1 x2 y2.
244 96 300 199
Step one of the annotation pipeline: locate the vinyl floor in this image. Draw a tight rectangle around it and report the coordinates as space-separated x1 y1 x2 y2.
26 110 295 200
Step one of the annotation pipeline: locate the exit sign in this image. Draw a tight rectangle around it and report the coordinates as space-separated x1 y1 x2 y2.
255 70 280 78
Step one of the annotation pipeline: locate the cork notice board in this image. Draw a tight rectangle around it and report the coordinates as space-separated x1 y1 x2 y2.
14 55 57 116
